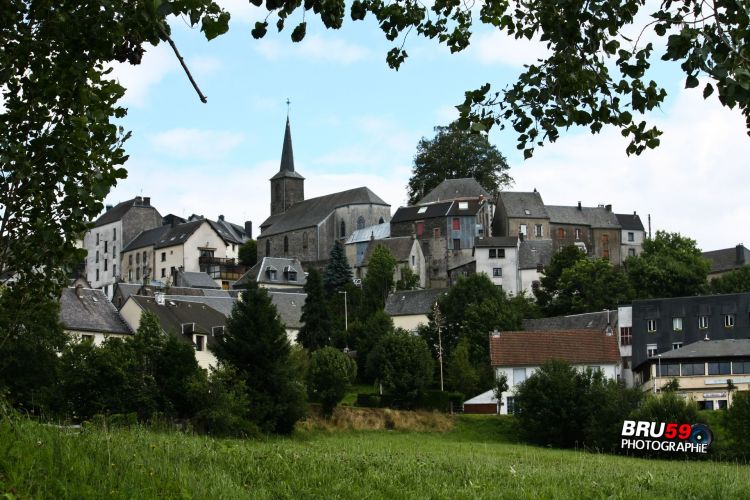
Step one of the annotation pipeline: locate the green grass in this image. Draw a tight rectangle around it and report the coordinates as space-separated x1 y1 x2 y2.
1 414 749 499
340 383 378 406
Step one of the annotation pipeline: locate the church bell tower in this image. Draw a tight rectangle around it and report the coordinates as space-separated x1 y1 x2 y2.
270 116 305 216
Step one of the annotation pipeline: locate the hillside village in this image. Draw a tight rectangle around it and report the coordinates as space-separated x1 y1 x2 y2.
51 117 750 416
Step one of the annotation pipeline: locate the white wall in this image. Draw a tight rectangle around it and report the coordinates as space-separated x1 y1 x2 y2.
520 268 543 296
618 305 634 387
64 329 129 347
392 314 429 333
475 246 520 294
84 220 122 298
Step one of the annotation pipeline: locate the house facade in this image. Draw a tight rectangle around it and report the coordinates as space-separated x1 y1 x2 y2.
83 196 162 298
233 257 306 290
616 212 646 259
493 191 550 241
356 238 427 289
473 236 520 294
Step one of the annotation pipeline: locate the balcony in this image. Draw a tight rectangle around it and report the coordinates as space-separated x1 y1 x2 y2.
198 256 247 281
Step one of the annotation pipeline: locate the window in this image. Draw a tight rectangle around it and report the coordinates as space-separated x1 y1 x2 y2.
95 250 99 263
287 271 297 281
411 255 415 266
519 224 527 237
647 319 657 333
453 239 461 250
681 362 705 376
575 228 581 240
212 326 225 336
513 368 526 385
672 342 683 350
417 206 428 214
506 396 517 415
129 254 133 266
113 228 117 241
142 251 147 264
378 217 385 224
112 246 116 258
136 267 140 280
136 252 140 264
283 236 289 254
416 222 424 236
112 264 116 277
268 269 277 281
558 228 565 239
452 218 460 230
493 268 502 277
458 201 469 210
628 248 636 257
302 232 308 250
724 314 735 328
161 252 166 262
104 240 108 253
658 363 680 377
700 401 714 411
128 269 132 281
104 259 108 271
182 323 195 335
732 360 750 374
699 315 709 329
673 317 683 332
161 268 166 278
489 248 505 259
194 335 206 352
433 227 441 238
647 344 657 357
628 231 634 242
96 233 100 245
266 239 271 256
357 216 366 230
81 334 95 343
534 224 543 237
96 269 99 281
619 327 632 346
489 249 496 258
708 362 731 375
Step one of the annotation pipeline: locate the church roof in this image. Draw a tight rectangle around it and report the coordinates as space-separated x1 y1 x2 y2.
417 178 491 204
259 187 389 237
270 117 304 180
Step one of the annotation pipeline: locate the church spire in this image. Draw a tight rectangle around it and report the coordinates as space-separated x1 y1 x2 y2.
280 115 295 173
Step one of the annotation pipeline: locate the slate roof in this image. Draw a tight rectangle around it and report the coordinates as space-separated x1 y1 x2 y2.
93 197 158 228
490 329 621 367
518 239 554 269
174 271 220 289
361 238 415 265
616 213 645 231
522 310 617 332
60 287 132 335
497 192 549 219
112 283 143 305
259 187 389 237
447 199 482 216
418 178 491 204
130 295 226 350
122 225 170 252
153 220 207 249
270 117 304 181
390 201 452 224
581 206 620 228
233 257 306 288
208 218 247 245
346 223 391 244
657 339 750 360
163 295 237 317
546 205 589 226
385 288 448 316
475 236 518 248
270 291 305 329
702 245 750 274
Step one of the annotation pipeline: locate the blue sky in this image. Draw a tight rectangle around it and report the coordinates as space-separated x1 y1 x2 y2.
106 1 750 251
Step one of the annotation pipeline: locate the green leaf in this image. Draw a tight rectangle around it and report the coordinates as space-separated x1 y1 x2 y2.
703 83 714 98
685 74 699 89
291 22 307 42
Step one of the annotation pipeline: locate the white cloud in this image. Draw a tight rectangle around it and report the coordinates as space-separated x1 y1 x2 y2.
435 104 459 125
472 29 549 67
149 128 245 160
188 56 223 77
254 35 371 64
108 44 178 107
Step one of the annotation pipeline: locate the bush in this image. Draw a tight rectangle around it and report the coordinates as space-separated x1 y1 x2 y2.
725 390 750 460
418 390 464 413
188 366 259 438
309 347 357 418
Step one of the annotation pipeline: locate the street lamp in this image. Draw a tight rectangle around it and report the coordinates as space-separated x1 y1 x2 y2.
338 290 348 333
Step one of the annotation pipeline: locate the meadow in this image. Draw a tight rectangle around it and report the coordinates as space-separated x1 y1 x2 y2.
1 411 748 499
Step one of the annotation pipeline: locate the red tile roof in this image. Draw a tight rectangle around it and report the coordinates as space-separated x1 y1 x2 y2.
489 329 621 367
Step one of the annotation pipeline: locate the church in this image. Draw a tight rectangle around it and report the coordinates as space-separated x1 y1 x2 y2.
257 118 392 266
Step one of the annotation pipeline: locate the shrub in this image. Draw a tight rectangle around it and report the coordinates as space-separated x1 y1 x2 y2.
309 347 357 418
725 390 750 460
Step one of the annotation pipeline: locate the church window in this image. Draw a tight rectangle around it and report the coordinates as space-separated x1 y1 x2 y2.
302 232 308 250
284 236 289 254
340 220 346 238
357 216 365 230
265 239 270 256
378 217 385 224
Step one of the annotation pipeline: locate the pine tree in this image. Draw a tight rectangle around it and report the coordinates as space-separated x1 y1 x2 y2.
323 240 352 294
214 281 307 434
297 268 331 350
361 244 397 317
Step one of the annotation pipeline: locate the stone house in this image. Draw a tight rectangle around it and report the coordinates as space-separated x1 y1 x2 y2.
493 191 550 241
60 286 132 345
616 212 645 259
355 237 427 289
384 288 447 332
702 244 750 280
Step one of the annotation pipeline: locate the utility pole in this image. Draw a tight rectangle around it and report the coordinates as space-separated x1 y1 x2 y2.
432 302 444 391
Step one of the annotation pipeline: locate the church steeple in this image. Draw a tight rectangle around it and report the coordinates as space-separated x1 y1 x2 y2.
270 115 305 216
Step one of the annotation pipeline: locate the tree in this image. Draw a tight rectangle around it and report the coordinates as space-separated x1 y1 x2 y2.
626 231 710 299
323 241 353 295
406 121 512 204
533 245 588 312
444 338 479 397
361 245 397 316
297 268 332 350
351 310 394 381
214 281 307 434
710 266 750 294
395 266 419 291
238 240 258 267
308 347 357 418
547 258 634 316
725 390 750 460
366 330 434 406
492 373 509 408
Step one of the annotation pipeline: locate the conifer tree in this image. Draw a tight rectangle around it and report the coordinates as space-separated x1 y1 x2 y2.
297 268 331 350
323 240 352 294
361 245 397 317
214 281 307 434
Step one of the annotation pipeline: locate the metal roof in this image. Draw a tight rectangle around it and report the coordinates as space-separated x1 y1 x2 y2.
346 223 391 244
657 339 750 360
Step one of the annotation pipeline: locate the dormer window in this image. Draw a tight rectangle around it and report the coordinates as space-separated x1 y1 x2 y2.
193 334 206 352
417 206 428 214
458 201 468 210
181 323 195 335
288 271 297 281
266 266 278 281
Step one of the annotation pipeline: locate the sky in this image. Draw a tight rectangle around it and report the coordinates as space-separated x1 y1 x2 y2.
105 1 750 252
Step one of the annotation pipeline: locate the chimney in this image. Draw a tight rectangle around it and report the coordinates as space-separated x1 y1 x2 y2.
605 204 612 212
105 204 113 212
75 284 83 298
135 196 142 205
244 221 252 239
633 211 637 216
143 197 150 206
219 214 225 221
490 329 501 338
577 201 582 210
737 244 746 265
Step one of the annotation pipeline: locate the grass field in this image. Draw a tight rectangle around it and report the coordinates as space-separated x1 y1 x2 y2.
1 413 748 499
